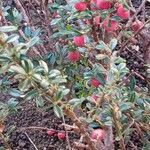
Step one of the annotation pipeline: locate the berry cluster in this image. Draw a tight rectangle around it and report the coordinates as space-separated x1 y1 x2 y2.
47 130 66 140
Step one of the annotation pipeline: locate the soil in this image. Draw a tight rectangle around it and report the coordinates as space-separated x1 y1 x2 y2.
0 0 150 150
1 99 78 150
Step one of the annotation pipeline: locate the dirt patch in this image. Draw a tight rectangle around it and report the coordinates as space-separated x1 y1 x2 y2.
1 100 78 150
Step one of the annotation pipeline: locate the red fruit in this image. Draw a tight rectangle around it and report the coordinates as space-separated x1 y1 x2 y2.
117 4 130 19
57 132 66 140
131 20 144 32
74 2 87 12
91 95 98 103
94 16 101 26
74 35 85 47
96 0 112 10
86 20 91 25
67 51 80 62
47 130 55 136
90 78 100 87
103 19 118 32
91 129 105 140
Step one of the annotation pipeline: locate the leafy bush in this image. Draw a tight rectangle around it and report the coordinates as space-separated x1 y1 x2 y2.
0 0 150 150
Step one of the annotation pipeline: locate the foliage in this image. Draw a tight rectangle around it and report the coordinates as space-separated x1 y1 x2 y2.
0 0 150 150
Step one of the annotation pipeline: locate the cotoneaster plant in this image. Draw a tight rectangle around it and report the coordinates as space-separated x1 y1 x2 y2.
49 0 149 149
0 0 149 150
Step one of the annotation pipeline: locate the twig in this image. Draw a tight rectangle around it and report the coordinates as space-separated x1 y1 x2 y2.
24 132 39 150
142 3 146 23
61 123 79 132
0 132 12 150
126 0 147 28
133 70 145 80
110 103 125 150
62 114 72 150
118 19 150 53
126 47 144 62
129 141 138 150
74 142 88 149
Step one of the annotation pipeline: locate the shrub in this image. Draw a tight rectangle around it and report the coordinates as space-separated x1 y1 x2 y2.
0 0 149 149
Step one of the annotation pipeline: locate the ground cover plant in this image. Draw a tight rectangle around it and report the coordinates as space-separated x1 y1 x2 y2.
0 0 150 150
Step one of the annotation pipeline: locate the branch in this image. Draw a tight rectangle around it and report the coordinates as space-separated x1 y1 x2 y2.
46 90 97 150
24 132 39 150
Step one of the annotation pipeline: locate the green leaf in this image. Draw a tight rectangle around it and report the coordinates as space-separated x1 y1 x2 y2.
39 60 49 73
109 38 117 50
51 76 67 84
26 90 38 100
32 74 42 81
93 64 107 74
62 89 70 96
51 18 61 25
0 147 5 150
18 78 30 91
56 91 63 100
118 63 126 70
69 98 80 104
27 36 39 47
49 69 61 78
10 89 22 97
0 56 11 62
21 59 34 73
96 41 110 51
96 54 109 60
40 79 49 89
53 105 63 118
7 98 18 110
35 97 44 107
10 66 26 75
0 26 18 32
119 102 132 111
128 91 136 103
6 34 19 43
129 76 136 91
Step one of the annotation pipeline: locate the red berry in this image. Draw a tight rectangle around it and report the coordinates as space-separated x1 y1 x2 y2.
86 20 91 25
90 78 100 87
74 2 87 12
96 0 112 10
93 16 101 26
53 12 58 18
74 35 85 47
91 95 98 103
103 19 118 32
91 129 105 140
57 132 66 140
117 4 130 19
131 20 144 32
67 51 80 62
47 130 55 136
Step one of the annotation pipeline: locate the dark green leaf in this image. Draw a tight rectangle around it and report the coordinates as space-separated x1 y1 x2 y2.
53 105 63 118
129 76 136 91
